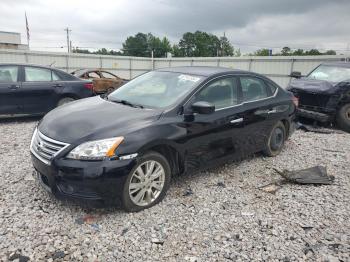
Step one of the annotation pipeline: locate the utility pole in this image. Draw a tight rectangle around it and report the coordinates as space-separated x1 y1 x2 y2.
64 27 71 53
151 49 154 70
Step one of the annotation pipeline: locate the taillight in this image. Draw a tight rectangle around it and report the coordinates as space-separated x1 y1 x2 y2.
292 95 299 107
84 83 93 90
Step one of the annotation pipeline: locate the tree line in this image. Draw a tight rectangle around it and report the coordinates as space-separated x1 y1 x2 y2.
252 46 336 56
73 31 336 57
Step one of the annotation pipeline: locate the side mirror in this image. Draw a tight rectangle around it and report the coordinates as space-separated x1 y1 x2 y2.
191 101 215 114
290 71 302 78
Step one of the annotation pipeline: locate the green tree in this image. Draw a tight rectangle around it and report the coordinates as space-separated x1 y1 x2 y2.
148 34 172 57
122 33 149 56
72 48 91 54
95 48 109 55
172 44 184 57
292 49 304 56
219 36 234 56
234 48 241 57
178 31 221 57
304 49 322 55
325 50 336 55
281 46 291 56
122 33 172 57
253 49 270 56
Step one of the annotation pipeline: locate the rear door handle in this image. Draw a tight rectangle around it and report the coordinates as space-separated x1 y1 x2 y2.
268 109 277 114
53 83 63 87
8 84 20 90
230 118 243 124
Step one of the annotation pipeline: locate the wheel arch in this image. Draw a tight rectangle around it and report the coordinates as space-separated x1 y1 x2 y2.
280 119 290 137
138 141 184 176
59 93 79 100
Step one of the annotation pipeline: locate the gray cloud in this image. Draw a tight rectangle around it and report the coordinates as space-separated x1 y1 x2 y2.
0 0 349 54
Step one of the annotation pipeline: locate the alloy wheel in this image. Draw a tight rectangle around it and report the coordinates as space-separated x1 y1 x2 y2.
128 160 165 207
345 107 350 121
270 127 284 151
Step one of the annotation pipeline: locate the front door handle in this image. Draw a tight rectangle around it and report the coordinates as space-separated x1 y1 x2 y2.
8 84 20 90
53 83 63 87
230 118 243 124
268 109 277 114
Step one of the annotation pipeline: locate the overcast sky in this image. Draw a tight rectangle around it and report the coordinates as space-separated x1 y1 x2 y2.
1 0 350 54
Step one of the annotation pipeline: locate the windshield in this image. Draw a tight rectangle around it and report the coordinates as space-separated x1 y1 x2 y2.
107 71 203 109
308 65 350 82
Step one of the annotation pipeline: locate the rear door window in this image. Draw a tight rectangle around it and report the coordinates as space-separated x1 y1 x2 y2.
25 67 52 81
0 66 18 82
240 76 268 102
195 77 239 110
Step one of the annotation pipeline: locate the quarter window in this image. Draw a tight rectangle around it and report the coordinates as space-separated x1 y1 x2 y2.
240 77 268 102
25 67 52 81
195 77 238 110
0 66 18 82
101 71 116 79
266 81 278 94
52 71 61 81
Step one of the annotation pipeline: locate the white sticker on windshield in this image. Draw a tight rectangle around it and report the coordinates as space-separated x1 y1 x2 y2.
178 74 201 82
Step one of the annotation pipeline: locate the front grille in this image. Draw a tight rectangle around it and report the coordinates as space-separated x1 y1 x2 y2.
30 129 70 165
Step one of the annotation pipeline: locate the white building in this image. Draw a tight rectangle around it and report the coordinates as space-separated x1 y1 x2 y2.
0 31 29 50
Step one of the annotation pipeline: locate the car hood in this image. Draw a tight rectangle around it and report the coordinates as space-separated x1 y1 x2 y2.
39 96 163 144
288 78 338 95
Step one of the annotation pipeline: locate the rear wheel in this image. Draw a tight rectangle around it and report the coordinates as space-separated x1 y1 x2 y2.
57 97 75 107
122 151 171 212
263 121 286 157
336 103 350 132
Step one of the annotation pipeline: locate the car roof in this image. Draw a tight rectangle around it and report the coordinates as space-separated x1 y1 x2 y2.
156 66 247 77
321 62 350 68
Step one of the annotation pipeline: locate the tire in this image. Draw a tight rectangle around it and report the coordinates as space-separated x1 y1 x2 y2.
57 97 75 107
122 151 171 212
336 103 350 132
263 121 286 157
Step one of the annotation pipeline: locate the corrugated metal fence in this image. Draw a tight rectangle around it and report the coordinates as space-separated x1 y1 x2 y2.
0 49 349 88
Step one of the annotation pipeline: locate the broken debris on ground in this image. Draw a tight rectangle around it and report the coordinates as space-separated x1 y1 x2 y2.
274 166 334 185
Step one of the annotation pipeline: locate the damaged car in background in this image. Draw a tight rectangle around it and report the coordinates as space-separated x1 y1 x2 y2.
30 67 297 212
288 62 350 132
71 69 127 94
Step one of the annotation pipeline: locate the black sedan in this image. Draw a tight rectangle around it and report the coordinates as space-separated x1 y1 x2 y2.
0 63 94 116
30 67 297 211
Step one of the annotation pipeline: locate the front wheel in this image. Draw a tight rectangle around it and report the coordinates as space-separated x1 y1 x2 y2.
263 121 286 157
336 103 350 132
122 151 171 212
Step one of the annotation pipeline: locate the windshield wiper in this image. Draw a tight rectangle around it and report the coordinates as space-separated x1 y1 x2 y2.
109 99 144 108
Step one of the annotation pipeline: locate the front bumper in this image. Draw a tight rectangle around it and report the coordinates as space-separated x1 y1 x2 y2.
31 153 136 206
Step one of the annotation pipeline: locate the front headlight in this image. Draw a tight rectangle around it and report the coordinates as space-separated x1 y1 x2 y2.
66 137 124 160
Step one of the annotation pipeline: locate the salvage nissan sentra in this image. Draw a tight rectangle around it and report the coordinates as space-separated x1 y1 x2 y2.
30 66 297 212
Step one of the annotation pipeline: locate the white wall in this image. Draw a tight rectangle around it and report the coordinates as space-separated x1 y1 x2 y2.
0 49 348 88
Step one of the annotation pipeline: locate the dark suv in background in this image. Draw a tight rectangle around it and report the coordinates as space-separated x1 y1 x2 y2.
0 63 94 116
288 62 350 132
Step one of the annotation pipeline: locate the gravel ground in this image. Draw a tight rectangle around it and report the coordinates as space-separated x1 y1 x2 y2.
0 118 349 262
